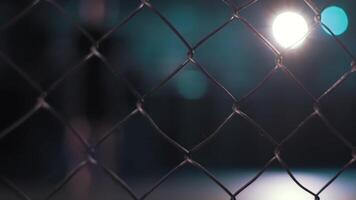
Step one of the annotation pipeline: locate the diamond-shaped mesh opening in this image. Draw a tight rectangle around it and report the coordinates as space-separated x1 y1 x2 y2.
280 116 351 168
194 113 274 168
240 70 314 141
191 114 276 191
195 20 275 98
0 109 87 199
143 64 233 149
100 6 188 93
97 113 182 195
283 28 351 96
0 1 93 88
45 56 137 141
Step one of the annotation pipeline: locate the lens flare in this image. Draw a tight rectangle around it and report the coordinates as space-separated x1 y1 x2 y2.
272 12 308 49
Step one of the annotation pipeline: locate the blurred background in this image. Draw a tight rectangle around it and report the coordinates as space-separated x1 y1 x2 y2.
0 0 355 199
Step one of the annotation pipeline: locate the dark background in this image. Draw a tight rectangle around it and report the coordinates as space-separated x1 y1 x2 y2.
0 0 355 198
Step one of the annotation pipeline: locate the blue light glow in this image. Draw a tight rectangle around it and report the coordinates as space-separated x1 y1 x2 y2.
321 6 348 36
175 70 208 100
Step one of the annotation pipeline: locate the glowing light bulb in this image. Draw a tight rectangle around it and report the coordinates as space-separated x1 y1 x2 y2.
272 12 308 49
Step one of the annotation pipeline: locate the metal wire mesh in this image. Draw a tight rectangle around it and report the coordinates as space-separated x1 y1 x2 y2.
0 0 355 199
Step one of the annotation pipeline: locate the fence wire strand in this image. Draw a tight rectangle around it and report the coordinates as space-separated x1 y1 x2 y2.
0 0 355 200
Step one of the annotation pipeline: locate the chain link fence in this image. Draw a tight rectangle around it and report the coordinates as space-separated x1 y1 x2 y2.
0 0 355 199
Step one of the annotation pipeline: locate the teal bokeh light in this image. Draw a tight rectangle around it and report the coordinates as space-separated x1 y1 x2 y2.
321 6 348 36
175 70 208 100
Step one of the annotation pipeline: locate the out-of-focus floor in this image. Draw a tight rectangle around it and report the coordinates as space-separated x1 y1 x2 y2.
1 169 355 200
